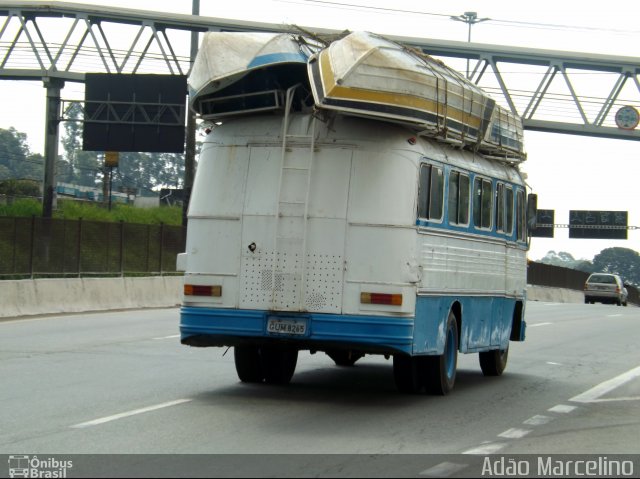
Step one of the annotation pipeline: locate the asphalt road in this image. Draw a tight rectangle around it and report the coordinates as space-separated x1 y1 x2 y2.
1 302 639 477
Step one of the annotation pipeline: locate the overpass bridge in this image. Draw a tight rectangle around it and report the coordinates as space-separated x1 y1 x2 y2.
1 1 639 212
2 1 639 139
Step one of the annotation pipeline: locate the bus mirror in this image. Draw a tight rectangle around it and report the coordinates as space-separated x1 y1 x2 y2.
527 193 538 231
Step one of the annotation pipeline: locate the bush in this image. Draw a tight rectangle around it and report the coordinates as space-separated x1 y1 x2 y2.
0 198 41 217
1 198 183 226
0 179 41 197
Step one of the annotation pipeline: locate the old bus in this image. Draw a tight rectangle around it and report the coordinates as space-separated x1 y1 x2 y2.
177 108 534 395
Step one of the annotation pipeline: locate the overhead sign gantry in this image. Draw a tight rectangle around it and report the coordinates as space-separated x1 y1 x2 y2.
0 0 638 217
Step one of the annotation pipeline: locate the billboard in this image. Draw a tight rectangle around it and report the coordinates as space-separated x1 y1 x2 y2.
569 210 628 239
83 74 187 153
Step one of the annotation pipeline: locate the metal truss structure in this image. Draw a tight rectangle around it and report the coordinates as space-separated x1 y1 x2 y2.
1 1 639 140
1 1 639 218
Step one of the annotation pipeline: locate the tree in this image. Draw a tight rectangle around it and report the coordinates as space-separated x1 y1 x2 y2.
0 127 43 182
60 103 101 187
59 102 186 194
540 250 595 273
109 151 184 195
592 247 640 287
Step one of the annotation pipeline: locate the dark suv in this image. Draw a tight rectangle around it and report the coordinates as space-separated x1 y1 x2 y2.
584 273 628 306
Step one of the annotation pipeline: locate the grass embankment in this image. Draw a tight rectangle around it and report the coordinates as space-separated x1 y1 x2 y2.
0 198 182 225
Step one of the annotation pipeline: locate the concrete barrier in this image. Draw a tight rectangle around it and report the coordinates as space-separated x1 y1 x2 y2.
527 284 584 304
0 277 591 319
0 276 183 319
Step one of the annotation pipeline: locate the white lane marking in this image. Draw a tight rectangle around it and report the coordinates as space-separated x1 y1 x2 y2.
582 396 640 403
498 428 531 439
546 361 562 366
548 404 577 413
570 365 640 403
420 462 468 477
153 334 180 340
606 314 622 318
523 415 553 426
529 322 552 328
462 442 507 455
70 399 191 428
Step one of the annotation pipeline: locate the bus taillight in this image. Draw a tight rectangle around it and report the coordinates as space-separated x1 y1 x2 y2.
184 284 222 297
360 292 403 306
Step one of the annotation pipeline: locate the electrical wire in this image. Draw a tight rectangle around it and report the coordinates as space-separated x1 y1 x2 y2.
276 0 640 36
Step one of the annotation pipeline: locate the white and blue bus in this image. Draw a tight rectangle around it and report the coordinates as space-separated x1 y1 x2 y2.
177 108 535 395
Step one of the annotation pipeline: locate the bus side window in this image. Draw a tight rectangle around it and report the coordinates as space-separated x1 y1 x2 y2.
505 186 514 235
473 177 493 230
496 183 514 235
496 183 505 232
516 190 526 241
418 164 444 221
448 170 470 226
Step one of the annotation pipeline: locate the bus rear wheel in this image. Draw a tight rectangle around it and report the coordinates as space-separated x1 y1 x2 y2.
261 346 298 385
393 354 423 394
234 345 264 383
425 311 458 395
479 347 509 376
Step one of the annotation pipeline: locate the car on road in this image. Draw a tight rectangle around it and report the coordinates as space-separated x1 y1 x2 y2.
584 273 628 306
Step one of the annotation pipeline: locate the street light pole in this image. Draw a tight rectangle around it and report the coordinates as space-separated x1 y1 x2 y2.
183 0 200 227
450 11 489 78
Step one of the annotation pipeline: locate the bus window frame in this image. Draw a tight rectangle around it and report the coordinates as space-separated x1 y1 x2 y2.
418 162 445 224
448 169 471 227
496 182 515 236
516 188 527 242
473 176 494 231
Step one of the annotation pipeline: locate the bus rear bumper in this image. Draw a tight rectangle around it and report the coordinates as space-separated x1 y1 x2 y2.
180 306 414 355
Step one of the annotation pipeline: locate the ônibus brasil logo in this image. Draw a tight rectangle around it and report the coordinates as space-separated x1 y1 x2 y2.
8 455 73 478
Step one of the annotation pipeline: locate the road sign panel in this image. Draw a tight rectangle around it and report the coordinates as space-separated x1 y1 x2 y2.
615 106 639 130
569 210 628 239
532 209 554 238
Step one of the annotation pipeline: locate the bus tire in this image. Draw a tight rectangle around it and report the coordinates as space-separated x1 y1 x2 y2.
393 354 423 394
327 350 364 367
234 345 264 383
425 311 458 395
261 346 298 385
479 347 509 376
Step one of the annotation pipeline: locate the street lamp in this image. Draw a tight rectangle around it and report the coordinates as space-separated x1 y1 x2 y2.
450 11 489 78
184 0 200 226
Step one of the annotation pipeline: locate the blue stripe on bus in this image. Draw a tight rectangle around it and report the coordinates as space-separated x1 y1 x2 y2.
180 307 415 354
414 295 519 355
180 293 523 356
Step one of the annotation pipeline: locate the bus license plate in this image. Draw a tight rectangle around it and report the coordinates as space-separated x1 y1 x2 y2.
267 318 307 336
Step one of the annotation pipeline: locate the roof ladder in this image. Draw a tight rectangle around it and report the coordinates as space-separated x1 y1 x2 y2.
270 84 316 311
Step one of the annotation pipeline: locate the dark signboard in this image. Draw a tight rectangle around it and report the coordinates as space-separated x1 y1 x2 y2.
569 210 628 239
531 209 554 238
83 74 187 153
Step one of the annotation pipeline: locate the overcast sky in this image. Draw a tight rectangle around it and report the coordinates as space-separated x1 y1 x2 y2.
0 0 638 261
